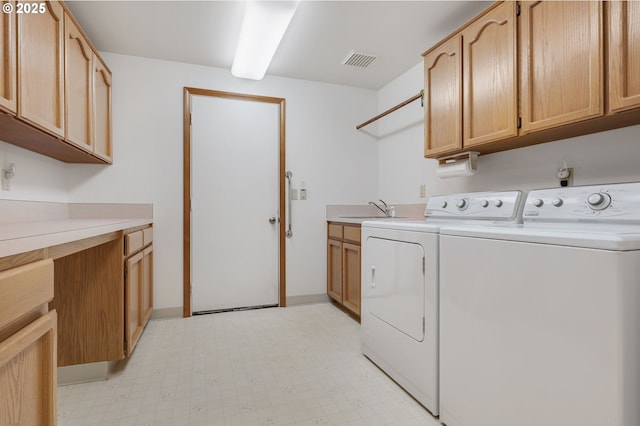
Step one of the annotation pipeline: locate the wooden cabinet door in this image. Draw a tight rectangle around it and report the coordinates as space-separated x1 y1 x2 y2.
462 1 517 147
520 1 603 133
0 310 57 426
327 239 342 302
125 251 143 357
342 242 361 317
424 35 462 157
142 246 153 326
65 13 93 152
93 55 112 162
0 1 16 114
17 0 65 137
608 0 640 113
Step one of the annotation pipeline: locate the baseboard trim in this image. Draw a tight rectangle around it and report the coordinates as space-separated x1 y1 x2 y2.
150 306 183 320
286 294 330 306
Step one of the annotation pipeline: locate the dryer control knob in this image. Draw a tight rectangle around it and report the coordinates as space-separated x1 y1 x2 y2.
552 198 563 207
456 199 468 210
587 192 611 210
532 199 544 208
441 201 448 208
494 200 503 208
479 200 489 208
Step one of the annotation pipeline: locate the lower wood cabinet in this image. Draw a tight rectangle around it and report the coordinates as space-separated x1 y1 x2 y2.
0 258 57 425
327 223 361 318
124 226 153 356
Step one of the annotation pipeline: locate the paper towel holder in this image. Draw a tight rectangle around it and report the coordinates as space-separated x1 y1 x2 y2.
437 151 479 166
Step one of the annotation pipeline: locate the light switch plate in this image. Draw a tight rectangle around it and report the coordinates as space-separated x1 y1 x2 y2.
290 188 298 200
300 188 307 200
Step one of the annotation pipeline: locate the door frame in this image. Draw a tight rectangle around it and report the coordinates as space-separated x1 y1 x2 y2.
183 87 287 317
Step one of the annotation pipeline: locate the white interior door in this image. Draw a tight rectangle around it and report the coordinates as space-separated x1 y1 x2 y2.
191 94 280 313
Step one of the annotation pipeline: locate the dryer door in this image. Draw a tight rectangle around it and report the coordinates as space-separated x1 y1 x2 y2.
364 237 425 341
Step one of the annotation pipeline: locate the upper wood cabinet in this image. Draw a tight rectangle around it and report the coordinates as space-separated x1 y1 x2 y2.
424 35 462 157
607 0 640 113
0 1 16 114
423 0 639 159
519 1 603 133
65 13 93 152
93 54 113 162
462 1 517 147
17 0 65 137
0 0 113 164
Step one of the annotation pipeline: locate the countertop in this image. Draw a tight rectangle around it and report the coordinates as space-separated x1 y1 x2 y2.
0 218 153 258
326 203 426 225
326 216 392 225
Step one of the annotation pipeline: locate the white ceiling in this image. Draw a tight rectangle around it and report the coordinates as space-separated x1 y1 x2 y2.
66 1 491 90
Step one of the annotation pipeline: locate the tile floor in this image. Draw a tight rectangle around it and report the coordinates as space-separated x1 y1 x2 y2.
57 303 441 426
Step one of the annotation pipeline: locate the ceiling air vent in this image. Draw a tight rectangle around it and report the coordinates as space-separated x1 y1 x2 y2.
342 51 376 68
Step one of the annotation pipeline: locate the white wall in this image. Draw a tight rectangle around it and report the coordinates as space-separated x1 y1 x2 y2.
64 53 379 309
378 61 640 202
0 140 69 202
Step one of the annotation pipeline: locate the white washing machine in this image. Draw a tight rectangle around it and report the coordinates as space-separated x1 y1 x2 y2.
360 191 523 416
439 182 640 426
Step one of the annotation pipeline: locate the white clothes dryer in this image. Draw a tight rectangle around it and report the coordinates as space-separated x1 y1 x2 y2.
439 182 640 426
360 191 523 416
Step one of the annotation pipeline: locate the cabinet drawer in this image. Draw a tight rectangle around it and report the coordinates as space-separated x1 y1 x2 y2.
343 225 361 243
143 227 153 246
328 223 343 239
0 259 53 330
125 231 144 256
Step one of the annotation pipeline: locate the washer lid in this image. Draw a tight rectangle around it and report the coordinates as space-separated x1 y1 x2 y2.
440 223 640 251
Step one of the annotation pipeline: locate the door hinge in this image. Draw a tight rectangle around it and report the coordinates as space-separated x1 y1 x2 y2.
422 257 425 274
189 113 192 125
124 265 128 278
516 3 521 16
422 317 425 333
517 117 522 129
124 340 128 353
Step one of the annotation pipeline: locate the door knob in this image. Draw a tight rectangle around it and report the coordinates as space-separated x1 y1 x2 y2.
269 217 277 224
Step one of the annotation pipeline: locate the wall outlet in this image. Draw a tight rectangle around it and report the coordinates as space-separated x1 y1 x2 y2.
559 168 573 187
300 188 307 200
290 188 298 200
419 184 426 198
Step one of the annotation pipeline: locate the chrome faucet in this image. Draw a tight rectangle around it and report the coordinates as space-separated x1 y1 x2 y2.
369 199 390 217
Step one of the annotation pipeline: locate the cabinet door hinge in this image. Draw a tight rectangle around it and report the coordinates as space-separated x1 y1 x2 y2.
422 317 425 333
124 339 128 354
190 113 192 125
124 265 128 278
517 117 522 129
516 3 521 16
422 257 425 274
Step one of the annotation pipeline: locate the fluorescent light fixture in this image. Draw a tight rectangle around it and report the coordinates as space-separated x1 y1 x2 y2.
231 1 300 80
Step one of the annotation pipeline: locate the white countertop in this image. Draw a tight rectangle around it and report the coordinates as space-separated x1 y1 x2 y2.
0 218 152 258
326 216 391 225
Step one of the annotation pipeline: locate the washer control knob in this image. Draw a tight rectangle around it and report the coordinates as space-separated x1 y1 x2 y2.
479 199 489 208
551 198 563 207
587 192 611 210
456 199 468 210
532 198 544 208
494 199 503 208
441 201 448 208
